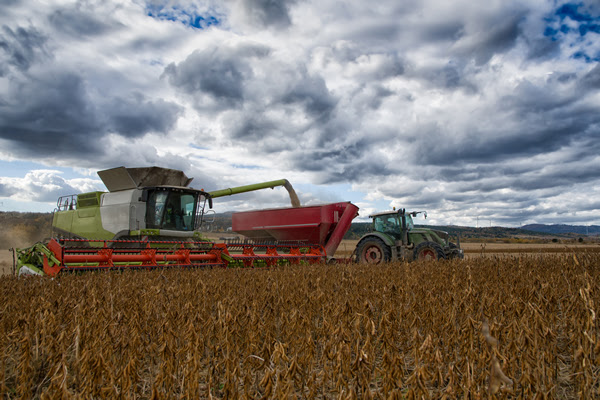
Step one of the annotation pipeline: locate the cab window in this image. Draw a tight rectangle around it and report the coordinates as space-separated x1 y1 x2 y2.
405 214 415 230
146 190 197 230
374 215 400 233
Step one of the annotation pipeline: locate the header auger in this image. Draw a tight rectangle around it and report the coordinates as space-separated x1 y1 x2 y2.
17 238 325 277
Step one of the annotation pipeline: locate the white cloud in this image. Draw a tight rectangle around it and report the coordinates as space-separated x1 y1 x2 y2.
0 170 102 203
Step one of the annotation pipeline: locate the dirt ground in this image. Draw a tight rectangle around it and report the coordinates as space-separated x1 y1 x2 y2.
0 250 14 276
333 239 600 258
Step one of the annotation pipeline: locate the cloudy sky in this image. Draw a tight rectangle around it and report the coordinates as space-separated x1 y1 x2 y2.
0 0 599 227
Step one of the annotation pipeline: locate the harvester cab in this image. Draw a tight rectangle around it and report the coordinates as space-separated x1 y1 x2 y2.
355 208 463 263
52 167 213 242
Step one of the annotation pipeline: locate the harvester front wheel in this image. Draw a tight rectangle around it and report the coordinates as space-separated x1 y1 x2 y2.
356 237 391 264
414 241 446 261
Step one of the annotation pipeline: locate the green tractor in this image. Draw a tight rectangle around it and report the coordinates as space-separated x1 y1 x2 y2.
355 209 463 263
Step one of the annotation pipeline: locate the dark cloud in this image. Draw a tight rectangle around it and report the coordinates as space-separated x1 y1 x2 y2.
0 25 48 72
349 22 401 45
471 15 523 65
401 77 600 167
500 79 576 113
414 124 588 167
165 42 342 154
227 114 278 140
280 73 337 119
48 8 114 37
579 64 600 89
421 20 464 42
0 73 99 155
164 44 270 109
526 37 560 60
0 182 16 197
0 71 182 158
237 0 297 29
287 137 393 184
106 94 182 138
415 62 477 92
0 0 19 9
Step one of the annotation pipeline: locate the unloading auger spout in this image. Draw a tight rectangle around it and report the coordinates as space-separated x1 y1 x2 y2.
208 179 301 208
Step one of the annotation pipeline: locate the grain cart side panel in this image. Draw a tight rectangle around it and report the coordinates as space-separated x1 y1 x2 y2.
232 202 358 257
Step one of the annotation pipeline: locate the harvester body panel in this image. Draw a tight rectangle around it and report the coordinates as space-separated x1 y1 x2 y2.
100 189 138 237
52 203 115 240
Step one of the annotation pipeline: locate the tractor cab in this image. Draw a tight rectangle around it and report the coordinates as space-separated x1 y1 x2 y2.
371 209 426 242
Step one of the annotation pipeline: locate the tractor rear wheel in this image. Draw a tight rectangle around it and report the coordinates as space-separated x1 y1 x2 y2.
414 241 446 261
356 237 391 264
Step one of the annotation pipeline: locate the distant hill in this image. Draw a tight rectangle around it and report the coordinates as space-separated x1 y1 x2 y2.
522 224 600 236
0 212 53 249
343 222 556 240
2 211 596 250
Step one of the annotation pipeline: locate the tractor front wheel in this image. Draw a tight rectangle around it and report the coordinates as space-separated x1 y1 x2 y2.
414 241 446 261
356 237 391 264
448 242 464 259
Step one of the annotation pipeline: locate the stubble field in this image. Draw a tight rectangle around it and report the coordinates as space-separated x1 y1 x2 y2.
333 239 600 259
0 243 598 398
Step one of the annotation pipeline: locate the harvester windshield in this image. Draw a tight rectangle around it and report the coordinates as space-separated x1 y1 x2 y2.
145 188 209 231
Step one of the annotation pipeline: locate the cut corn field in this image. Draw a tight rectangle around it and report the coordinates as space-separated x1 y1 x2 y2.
0 254 598 398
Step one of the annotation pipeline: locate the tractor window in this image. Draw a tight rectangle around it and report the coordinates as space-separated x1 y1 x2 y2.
373 215 400 234
405 214 415 230
146 190 197 230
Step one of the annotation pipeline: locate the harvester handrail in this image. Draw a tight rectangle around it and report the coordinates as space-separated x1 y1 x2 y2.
56 194 77 211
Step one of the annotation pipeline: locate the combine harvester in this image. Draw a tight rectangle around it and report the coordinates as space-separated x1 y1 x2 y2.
14 167 358 276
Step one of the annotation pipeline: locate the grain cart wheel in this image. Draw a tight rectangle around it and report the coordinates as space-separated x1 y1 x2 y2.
356 237 391 264
414 241 446 261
